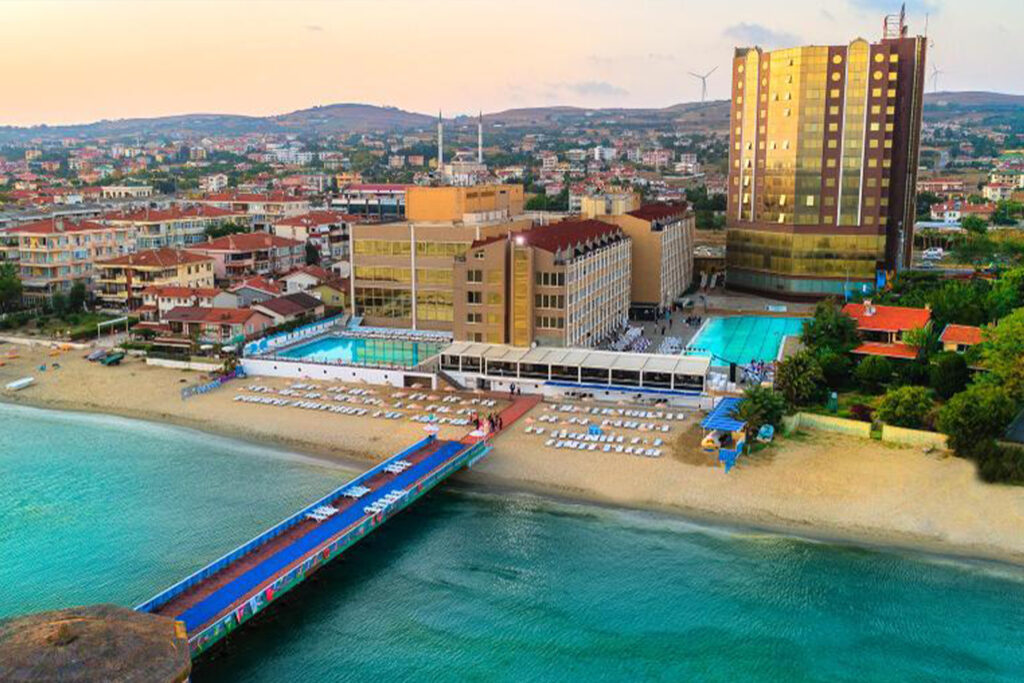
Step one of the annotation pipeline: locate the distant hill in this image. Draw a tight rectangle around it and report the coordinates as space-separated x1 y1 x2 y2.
0 92 1020 142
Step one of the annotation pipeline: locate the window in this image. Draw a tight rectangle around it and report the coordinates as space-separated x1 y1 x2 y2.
466 312 482 324
467 291 482 304
466 269 483 283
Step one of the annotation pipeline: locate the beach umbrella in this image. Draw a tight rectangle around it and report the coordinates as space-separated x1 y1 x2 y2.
423 425 440 434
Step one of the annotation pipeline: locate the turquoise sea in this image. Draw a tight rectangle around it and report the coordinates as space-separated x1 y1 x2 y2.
2 402 1023 682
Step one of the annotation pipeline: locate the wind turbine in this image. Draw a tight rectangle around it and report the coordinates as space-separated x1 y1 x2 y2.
688 66 718 103
930 64 943 93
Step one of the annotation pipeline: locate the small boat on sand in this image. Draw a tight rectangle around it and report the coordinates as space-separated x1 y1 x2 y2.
5 377 35 391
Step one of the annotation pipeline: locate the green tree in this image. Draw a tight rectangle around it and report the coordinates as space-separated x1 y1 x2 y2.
930 352 970 400
51 292 68 316
978 308 1024 403
305 242 321 266
902 321 938 358
0 262 22 312
775 350 826 407
854 355 893 394
68 281 87 312
985 266 1024 320
937 384 1017 459
817 349 852 390
801 300 860 354
876 385 934 429
916 190 941 222
732 385 788 442
961 214 988 235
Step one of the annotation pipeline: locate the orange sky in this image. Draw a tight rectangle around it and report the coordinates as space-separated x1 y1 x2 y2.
2 0 1020 126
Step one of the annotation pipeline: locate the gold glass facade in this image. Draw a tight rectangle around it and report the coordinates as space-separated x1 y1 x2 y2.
727 32 926 298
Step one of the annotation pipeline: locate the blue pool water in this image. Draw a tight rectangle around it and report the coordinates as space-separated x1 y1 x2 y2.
3 403 1024 682
687 316 807 365
278 335 444 367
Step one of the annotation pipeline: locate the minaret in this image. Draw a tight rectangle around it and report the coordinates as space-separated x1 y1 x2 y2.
437 110 444 170
477 111 483 164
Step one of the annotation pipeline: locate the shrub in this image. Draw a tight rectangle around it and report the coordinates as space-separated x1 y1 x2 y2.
876 386 933 429
775 351 826 407
974 442 1024 485
801 300 860 354
849 403 874 423
937 384 1017 459
733 385 788 439
854 355 893 394
930 352 969 400
894 359 930 388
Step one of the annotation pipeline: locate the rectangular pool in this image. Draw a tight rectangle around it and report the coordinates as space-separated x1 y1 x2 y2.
685 316 807 365
277 335 445 368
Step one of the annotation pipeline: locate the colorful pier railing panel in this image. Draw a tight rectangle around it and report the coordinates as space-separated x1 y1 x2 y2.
243 313 347 357
136 436 489 659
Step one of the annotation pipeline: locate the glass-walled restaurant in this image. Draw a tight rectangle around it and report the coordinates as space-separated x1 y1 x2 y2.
439 342 709 394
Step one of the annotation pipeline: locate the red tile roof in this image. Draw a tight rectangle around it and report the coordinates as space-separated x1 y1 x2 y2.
102 205 242 223
164 306 263 325
851 342 920 359
274 210 347 228
626 202 689 221
8 217 112 235
939 324 983 346
228 276 281 295
97 248 212 268
188 233 302 252
841 303 931 333
344 184 411 192
281 265 333 282
253 292 324 317
200 191 308 203
141 285 222 299
514 220 623 254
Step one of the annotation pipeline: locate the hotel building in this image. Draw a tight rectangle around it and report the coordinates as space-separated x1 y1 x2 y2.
604 203 695 314
725 14 927 298
347 185 530 331
451 220 631 347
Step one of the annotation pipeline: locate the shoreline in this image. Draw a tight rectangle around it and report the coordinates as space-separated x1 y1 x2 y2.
5 391 1024 571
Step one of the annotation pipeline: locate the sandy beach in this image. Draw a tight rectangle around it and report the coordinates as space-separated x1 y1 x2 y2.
3 341 1024 567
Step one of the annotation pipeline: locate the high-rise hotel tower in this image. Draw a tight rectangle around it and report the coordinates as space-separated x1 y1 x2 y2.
725 11 927 298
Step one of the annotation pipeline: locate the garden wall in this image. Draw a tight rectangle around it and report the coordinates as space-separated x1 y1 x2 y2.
881 425 949 450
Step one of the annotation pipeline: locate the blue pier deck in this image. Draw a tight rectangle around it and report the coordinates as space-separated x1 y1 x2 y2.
137 435 490 658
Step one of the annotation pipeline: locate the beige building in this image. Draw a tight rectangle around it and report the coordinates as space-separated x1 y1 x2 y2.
452 220 631 347
603 203 695 313
102 205 248 250
405 184 524 223
9 218 135 301
349 219 531 330
94 248 216 310
579 193 640 219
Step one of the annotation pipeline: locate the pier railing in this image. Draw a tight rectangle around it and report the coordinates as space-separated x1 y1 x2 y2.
135 435 436 614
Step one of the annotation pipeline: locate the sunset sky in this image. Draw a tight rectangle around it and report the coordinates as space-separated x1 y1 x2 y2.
3 0 1021 126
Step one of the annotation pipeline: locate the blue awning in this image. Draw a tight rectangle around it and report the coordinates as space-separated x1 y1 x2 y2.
701 397 746 432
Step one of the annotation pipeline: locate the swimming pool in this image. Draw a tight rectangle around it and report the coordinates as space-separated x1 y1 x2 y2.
277 335 445 368
685 316 807 365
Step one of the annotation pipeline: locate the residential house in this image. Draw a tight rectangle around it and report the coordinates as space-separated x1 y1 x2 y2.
139 286 237 322
164 306 272 344
193 191 310 228
272 211 351 267
842 301 931 360
252 292 325 326
939 324 983 354
228 276 281 307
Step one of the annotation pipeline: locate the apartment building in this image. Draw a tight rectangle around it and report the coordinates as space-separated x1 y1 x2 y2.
94 248 215 310
603 203 695 314
194 192 310 228
452 220 631 347
579 193 641 219
272 210 350 266
9 217 134 300
726 14 927 298
101 205 248 250
186 233 304 282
